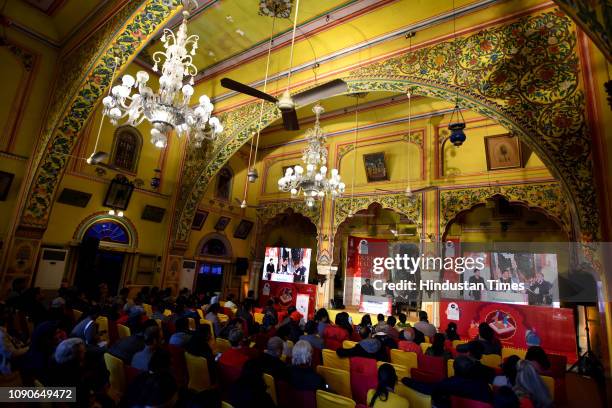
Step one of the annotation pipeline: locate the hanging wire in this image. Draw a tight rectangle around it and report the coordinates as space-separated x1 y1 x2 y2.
406 32 413 196
349 95 360 216
241 13 277 206
90 56 120 160
285 0 301 92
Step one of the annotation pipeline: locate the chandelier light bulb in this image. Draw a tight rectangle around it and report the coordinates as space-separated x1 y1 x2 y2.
136 71 149 83
240 200 247 209
122 74 135 88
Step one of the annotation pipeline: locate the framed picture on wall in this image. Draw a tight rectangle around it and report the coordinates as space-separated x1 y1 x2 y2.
363 152 388 182
141 205 166 223
103 176 134 210
214 216 231 231
0 171 15 201
233 220 254 239
484 134 523 170
191 210 209 230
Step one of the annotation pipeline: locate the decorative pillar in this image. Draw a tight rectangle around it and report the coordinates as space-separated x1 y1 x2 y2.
316 264 337 309
249 259 263 298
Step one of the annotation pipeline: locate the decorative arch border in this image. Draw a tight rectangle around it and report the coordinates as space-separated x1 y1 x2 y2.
255 201 322 231
195 232 234 259
439 182 570 236
173 9 596 247
73 211 139 248
332 194 422 232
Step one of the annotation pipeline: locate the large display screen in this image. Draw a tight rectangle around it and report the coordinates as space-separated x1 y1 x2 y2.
262 247 312 284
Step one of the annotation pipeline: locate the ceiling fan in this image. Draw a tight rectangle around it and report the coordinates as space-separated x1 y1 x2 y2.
220 0 347 131
234 198 263 209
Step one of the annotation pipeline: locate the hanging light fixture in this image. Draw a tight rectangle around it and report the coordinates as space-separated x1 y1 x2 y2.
447 0 466 147
277 104 345 207
102 0 223 148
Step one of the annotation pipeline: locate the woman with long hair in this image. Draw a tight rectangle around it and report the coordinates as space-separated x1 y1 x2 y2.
445 322 460 341
425 333 453 360
368 363 408 407
513 360 553 408
315 308 330 336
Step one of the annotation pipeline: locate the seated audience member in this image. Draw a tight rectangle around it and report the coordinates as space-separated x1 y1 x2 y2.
525 346 551 373
445 322 460 341
21 321 65 382
425 333 453 360
413 311 437 339
368 363 406 407
384 316 399 340
322 312 352 350
287 340 326 391
428 356 493 408
300 320 324 350
396 313 409 330
358 314 373 334
70 306 102 346
398 327 423 354
131 325 162 371
337 326 386 361
210 292 220 305
224 293 237 309
169 317 192 347
109 319 158 363
230 359 277 408
493 355 520 387
315 308 330 337
150 301 167 321
48 297 73 333
218 327 254 370
457 323 502 355
236 301 256 334
0 303 29 375
372 314 389 334
123 349 178 408
513 360 553 408
205 303 222 336
262 299 278 329
253 336 288 379
464 340 496 383
494 386 521 408
281 310 304 343
185 324 215 377
276 323 294 360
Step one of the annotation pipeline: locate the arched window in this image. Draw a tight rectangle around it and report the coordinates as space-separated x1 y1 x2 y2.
215 166 233 200
200 238 227 257
84 221 129 245
111 126 142 173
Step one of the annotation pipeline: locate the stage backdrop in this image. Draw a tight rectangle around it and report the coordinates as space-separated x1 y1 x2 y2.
259 280 317 319
440 299 577 363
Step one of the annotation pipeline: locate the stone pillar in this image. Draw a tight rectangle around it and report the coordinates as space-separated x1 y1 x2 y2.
316 264 337 309
249 260 263 295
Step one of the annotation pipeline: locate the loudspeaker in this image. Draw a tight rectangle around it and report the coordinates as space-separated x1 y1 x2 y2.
235 257 248 275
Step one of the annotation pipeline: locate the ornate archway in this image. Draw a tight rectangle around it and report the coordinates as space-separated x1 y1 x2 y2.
195 232 234 259
74 212 139 248
172 8 596 249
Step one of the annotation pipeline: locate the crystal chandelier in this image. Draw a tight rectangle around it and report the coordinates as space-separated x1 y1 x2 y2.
102 0 223 148
277 104 345 207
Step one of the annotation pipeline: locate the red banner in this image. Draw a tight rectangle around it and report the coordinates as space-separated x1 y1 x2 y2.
439 299 577 363
258 280 318 319
345 236 389 307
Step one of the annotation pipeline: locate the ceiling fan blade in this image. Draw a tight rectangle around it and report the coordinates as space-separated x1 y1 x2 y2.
87 151 109 164
292 79 348 107
220 78 278 103
411 186 438 193
281 109 300 131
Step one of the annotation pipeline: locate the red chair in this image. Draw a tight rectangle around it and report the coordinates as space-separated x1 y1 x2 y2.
167 345 187 387
410 367 443 384
450 396 493 408
350 357 378 405
417 354 446 380
311 348 322 369
276 380 316 408
124 365 143 387
398 340 423 354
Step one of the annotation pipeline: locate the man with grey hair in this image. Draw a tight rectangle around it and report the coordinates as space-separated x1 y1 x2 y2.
218 327 256 370
54 337 85 365
287 340 326 391
253 336 287 379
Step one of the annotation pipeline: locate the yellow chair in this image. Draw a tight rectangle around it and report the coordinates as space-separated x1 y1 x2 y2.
221 402 234 408
263 373 277 405
424 336 431 343
420 342 432 354
218 313 229 323
142 303 153 316
155 319 162 328
342 340 358 349
540 375 555 399
73 309 83 321
215 338 231 354
104 353 126 398
34 379 52 408
501 347 527 360
377 361 409 380
95 316 109 342
390 349 418 377
322 349 350 371
117 324 131 339
163 309 172 317
396 383 432 408
316 389 356 408
481 354 502 369
187 317 196 331
197 308 204 319
316 365 352 398
254 312 264 324
185 352 210 392
366 389 409 407
452 340 467 349
200 319 215 340
447 359 455 377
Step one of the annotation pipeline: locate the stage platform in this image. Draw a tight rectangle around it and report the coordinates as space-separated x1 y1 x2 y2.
327 307 419 325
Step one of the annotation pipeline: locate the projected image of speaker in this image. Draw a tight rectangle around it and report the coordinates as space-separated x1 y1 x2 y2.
235 257 249 275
